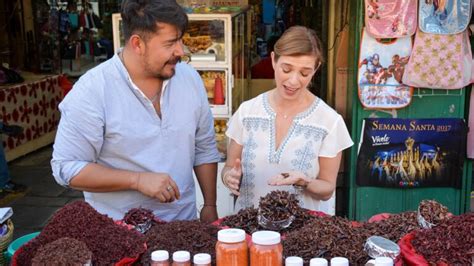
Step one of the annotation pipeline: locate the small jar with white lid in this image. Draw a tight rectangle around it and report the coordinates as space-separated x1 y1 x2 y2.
172 251 191 266
365 257 394 266
151 250 170 266
309 258 328 266
330 257 349 266
285 256 303 266
193 253 211 266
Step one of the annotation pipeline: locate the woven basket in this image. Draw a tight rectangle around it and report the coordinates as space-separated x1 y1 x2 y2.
0 220 14 265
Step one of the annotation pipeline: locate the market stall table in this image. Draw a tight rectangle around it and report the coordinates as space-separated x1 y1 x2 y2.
0 73 63 161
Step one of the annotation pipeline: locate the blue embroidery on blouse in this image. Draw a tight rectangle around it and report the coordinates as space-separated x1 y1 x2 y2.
242 117 270 132
293 125 328 142
240 132 258 208
269 121 297 164
262 92 325 164
291 141 316 172
262 92 322 120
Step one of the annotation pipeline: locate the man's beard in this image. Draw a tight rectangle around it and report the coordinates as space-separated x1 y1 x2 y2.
144 56 181 80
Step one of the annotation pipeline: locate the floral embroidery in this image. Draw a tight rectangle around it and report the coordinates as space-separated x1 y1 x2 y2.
291 141 316 172
294 98 321 121
263 92 323 164
294 125 328 142
242 117 270 132
239 132 258 208
269 121 297 164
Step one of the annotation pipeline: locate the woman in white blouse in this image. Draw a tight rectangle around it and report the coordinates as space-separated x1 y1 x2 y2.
221 26 353 215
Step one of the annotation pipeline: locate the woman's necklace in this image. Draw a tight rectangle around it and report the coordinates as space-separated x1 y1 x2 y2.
273 91 304 119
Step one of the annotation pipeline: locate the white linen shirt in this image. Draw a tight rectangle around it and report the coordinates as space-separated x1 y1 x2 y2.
226 92 353 215
51 54 220 221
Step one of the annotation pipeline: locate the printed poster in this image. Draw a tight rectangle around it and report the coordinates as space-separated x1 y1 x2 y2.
357 118 466 188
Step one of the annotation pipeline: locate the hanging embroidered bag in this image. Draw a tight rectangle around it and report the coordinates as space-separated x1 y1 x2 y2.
358 28 413 109
419 0 472 34
365 0 418 38
403 30 472 89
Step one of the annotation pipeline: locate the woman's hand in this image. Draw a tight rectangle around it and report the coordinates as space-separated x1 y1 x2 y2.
267 171 311 188
222 159 242 196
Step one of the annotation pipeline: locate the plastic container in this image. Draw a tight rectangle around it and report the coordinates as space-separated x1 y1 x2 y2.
285 256 303 266
364 236 400 259
213 77 225 105
172 251 191 266
6 232 40 260
330 257 349 266
216 228 248 266
193 253 211 266
309 258 328 266
365 257 394 266
257 209 294 231
151 250 170 266
250 231 283 266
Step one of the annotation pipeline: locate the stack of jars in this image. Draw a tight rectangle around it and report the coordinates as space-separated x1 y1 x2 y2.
151 229 394 266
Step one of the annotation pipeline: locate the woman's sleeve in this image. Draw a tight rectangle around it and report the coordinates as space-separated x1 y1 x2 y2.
225 105 245 145
319 115 354 158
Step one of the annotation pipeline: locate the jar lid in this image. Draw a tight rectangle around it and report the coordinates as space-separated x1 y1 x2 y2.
193 253 211 264
285 256 303 266
364 236 400 259
330 257 349 266
173 251 190 262
310 258 328 266
374 257 394 266
151 250 169 261
218 228 246 243
252 230 281 245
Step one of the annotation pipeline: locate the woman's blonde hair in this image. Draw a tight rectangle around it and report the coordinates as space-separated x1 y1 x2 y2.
273 26 325 68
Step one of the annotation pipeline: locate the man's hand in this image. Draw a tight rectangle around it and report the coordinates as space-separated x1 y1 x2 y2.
200 205 218 223
223 159 242 196
133 172 180 203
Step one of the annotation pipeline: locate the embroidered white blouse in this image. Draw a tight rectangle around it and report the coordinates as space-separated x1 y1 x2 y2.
226 92 353 215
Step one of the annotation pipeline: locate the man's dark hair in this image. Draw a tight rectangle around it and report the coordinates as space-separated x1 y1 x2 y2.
121 0 188 41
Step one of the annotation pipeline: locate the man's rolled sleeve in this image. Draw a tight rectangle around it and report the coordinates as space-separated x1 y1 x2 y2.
193 77 220 166
52 160 89 186
51 82 105 186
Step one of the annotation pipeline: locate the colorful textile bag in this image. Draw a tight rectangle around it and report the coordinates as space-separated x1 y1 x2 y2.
403 30 472 89
365 0 418 38
419 0 472 34
358 28 413 109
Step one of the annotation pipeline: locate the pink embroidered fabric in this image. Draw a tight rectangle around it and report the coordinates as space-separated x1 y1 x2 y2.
403 30 472 89
365 0 417 38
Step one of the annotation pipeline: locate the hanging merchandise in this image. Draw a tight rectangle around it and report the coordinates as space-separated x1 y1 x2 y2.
59 9 70 34
403 30 472 89
69 13 79 29
356 118 466 188
365 0 417 38
358 28 413 109
419 0 472 34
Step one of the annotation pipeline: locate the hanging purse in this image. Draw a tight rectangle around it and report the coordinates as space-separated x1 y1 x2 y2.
419 0 472 34
403 29 472 89
365 0 418 38
358 28 413 109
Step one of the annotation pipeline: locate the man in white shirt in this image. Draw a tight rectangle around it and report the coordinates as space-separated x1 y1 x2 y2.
51 0 220 221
